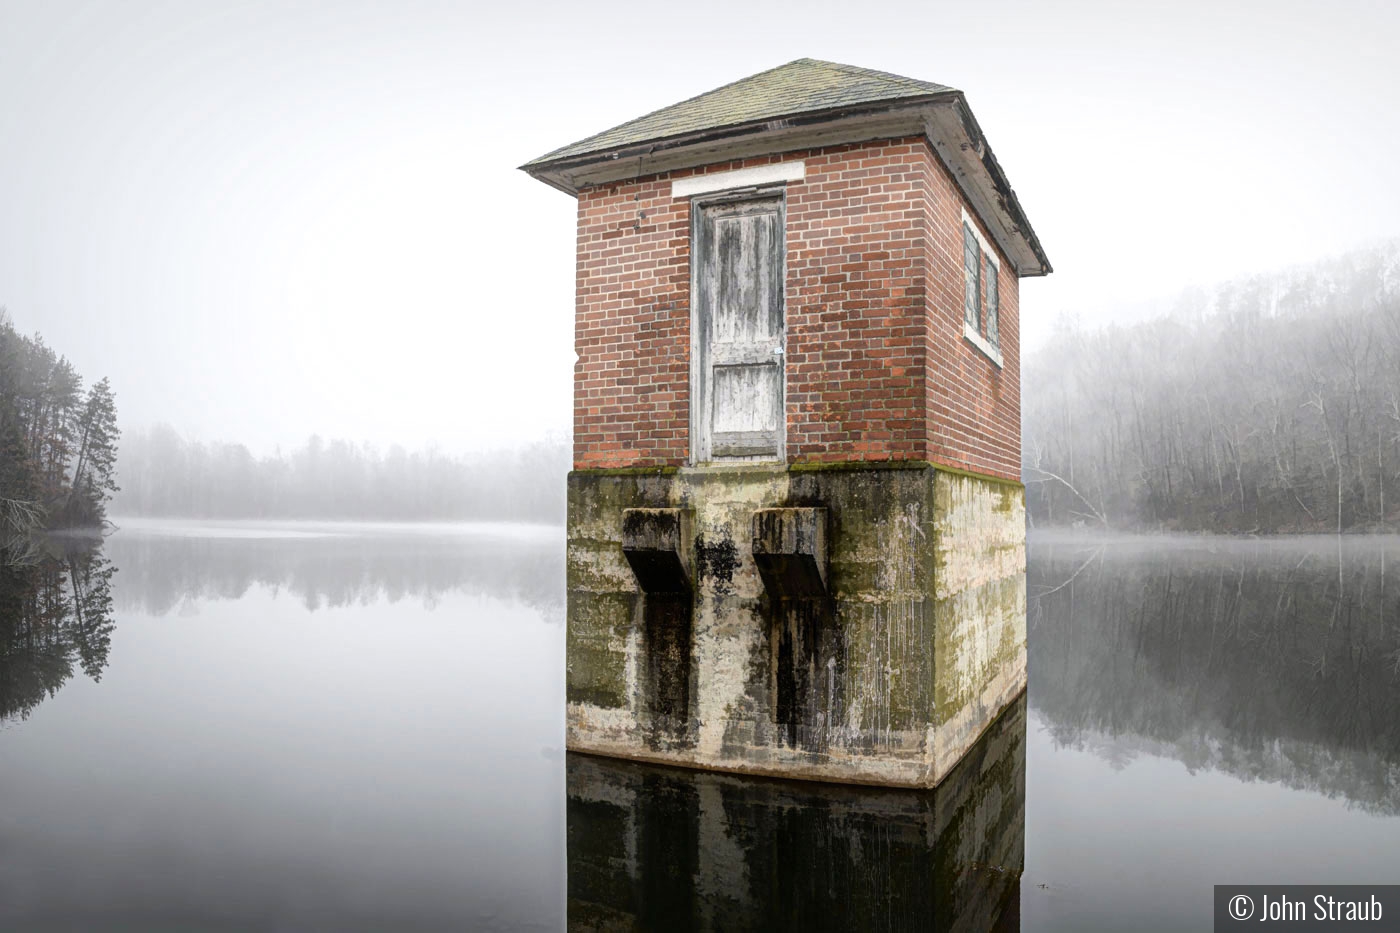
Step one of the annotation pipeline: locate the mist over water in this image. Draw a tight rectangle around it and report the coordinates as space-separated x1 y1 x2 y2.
106 517 563 616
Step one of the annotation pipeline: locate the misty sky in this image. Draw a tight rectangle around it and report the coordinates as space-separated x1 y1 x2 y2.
2 0 1397 455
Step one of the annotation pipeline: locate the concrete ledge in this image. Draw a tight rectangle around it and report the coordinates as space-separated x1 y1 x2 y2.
752 507 828 598
621 508 693 594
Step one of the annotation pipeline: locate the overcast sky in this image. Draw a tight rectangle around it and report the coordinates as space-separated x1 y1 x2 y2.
2 0 1397 455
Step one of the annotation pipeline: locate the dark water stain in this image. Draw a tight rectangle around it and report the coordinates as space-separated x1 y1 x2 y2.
695 534 739 594
772 596 842 753
642 592 693 749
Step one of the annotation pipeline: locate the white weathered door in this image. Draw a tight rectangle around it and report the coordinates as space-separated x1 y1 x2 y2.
692 196 785 462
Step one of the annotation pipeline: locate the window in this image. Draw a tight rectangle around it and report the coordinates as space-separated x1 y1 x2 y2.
960 210 1003 367
962 222 980 332
985 259 998 349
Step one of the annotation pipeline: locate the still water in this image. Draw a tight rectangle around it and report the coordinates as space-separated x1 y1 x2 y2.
2 521 1398 931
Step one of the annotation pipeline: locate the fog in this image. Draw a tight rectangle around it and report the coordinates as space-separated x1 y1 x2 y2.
1024 241 1400 533
2 0 1398 462
112 425 568 523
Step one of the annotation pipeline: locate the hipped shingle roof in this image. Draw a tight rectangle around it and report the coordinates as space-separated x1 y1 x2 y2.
523 58 955 168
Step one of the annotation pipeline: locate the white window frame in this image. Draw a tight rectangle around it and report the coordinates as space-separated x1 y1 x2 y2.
960 207 1003 368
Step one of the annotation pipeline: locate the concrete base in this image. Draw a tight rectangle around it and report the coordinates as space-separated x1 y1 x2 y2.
566 461 1026 788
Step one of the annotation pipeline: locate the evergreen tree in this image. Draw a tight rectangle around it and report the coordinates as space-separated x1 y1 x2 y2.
67 377 120 526
0 309 118 531
0 313 44 535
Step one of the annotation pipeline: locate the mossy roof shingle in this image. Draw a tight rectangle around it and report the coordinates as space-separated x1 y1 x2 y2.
523 58 955 168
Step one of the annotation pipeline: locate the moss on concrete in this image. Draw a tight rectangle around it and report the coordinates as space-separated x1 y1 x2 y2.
930 574 1025 724
930 462 1024 490
570 466 682 477
567 589 635 709
565 461 1026 786
788 458 933 473
566 545 633 593
995 485 1020 514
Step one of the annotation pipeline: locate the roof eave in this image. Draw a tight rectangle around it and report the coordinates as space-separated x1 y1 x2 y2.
518 94 953 187
521 93 1051 277
939 93 1052 276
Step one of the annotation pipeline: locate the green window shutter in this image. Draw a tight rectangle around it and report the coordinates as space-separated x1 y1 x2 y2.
962 223 980 330
986 260 999 348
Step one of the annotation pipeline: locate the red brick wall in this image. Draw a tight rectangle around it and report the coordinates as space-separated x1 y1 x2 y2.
574 176 690 468
572 136 1021 480
784 139 930 463
920 141 1022 481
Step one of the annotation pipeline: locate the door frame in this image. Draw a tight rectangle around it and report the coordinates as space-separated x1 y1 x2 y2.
687 186 788 466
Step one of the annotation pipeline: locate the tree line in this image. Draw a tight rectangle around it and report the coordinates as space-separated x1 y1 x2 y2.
1024 241 1400 532
0 310 119 534
113 425 568 524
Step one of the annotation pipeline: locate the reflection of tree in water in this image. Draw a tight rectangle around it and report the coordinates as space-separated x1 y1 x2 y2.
105 526 564 618
1029 534 1400 812
0 540 116 723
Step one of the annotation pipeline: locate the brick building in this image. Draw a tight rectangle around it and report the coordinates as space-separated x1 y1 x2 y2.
524 59 1050 787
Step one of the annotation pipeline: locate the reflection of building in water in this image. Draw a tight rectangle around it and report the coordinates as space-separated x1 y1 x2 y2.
1030 536 1400 813
567 694 1025 932
0 540 115 722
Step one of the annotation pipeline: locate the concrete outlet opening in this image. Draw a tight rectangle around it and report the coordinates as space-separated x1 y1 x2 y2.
622 508 695 747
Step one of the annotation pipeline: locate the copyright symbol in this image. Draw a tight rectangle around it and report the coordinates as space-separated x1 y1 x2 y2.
1229 895 1255 920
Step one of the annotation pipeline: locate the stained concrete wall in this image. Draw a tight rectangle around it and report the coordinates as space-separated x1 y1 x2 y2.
566 692 1026 932
566 462 1025 787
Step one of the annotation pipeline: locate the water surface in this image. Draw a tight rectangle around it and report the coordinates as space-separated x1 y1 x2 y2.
2 523 1397 930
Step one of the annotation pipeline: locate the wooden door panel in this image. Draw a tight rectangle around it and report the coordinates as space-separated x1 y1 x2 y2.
713 213 780 345
693 195 785 463
713 362 780 430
